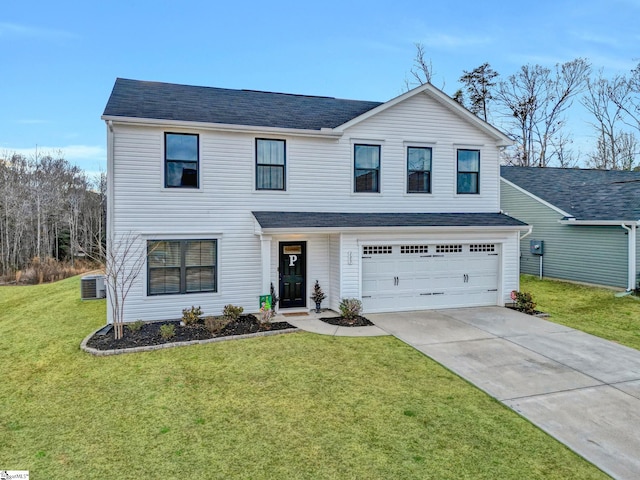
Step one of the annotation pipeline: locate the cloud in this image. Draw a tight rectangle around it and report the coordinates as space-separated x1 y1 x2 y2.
420 33 493 49
0 22 76 40
16 119 49 125
0 144 106 172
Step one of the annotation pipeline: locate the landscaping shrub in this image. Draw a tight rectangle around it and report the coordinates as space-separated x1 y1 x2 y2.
511 290 537 315
223 304 243 322
127 320 144 333
159 323 175 340
182 306 203 326
204 315 230 334
339 298 362 322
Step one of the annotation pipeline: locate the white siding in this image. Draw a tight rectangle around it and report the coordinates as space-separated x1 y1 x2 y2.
109 90 514 322
329 234 341 311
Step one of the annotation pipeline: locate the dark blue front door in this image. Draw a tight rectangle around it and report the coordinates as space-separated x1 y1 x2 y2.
279 242 306 309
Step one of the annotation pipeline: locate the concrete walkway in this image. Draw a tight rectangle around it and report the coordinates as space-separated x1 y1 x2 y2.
275 311 389 337
367 307 640 480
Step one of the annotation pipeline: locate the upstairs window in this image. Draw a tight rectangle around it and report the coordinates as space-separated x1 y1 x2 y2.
354 144 380 193
165 133 199 188
407 146 432 193
457 149 480 194
256 139 286 190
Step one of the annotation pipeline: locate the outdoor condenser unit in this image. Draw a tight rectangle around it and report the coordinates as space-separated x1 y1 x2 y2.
81 274 106 300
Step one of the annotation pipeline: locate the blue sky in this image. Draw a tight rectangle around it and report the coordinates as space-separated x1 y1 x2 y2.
2 0 638 175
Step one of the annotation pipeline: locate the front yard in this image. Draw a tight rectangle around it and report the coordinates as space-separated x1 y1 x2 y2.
0 276 609 479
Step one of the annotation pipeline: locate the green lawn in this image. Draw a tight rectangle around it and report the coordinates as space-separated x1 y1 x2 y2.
0 276 608 479
521 275 640 350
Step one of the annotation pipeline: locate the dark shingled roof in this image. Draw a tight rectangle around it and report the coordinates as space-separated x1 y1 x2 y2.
102 78 383 130
501 166 640 221
252 211 527 229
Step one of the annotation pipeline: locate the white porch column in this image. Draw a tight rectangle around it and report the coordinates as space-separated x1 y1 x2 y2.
260 235 272 294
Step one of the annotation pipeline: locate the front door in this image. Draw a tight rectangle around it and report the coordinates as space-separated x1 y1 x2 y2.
279 241 306 309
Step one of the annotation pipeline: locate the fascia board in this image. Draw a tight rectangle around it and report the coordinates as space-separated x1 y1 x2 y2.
101 115 343 139
558 219 640 226
501 177 572 218
258 225 530 235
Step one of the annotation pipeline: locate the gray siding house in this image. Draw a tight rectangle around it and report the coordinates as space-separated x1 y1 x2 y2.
501 166 640 290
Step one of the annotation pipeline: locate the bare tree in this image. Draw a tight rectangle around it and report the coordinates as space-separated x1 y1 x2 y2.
458 62 499 122
496 58 591 166
103 232 148 339
404 43 436 91
581 72 636 169
0 151 105 281
587 131 638 170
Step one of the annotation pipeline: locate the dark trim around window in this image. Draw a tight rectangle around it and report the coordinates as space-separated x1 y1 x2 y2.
354 144 380 193
164 133 199 188
256 138 286 191
407 146 432 193
147 239 217 296
457 149 480 194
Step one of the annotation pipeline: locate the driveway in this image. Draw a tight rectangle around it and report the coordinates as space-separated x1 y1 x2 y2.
368 307 640 480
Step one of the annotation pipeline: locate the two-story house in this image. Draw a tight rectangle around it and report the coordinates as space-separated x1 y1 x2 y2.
101 78 528 323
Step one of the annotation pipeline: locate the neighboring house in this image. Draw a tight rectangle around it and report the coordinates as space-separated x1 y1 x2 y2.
101 78 528 323
501 166 640 290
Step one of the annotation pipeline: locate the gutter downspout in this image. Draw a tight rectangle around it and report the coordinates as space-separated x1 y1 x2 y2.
106 120 115 324
621 223 637 292
520 226 533 241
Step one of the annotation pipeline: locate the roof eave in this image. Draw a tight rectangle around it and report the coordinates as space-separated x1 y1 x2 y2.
558 219 640 226
500 177 573 218
256 225 530 235
101 115 344 138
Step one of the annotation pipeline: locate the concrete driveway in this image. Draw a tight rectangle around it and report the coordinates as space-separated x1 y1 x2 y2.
368 307 640 480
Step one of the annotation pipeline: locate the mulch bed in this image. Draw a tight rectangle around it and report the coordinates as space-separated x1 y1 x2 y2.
86 315 295 351
319 315 374 327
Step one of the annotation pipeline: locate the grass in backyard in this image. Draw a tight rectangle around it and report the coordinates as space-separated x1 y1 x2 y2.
0 276 608 479
521 275 640 350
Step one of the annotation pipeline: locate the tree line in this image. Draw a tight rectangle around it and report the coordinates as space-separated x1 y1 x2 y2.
407 44 640 170
0 151 105 280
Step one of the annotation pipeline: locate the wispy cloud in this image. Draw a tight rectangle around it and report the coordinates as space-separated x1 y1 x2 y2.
0 22 76 40
16 119 49 125
420 33 493 49
569 31 621 48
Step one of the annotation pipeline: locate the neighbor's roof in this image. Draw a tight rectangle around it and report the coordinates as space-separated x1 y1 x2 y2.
102 78 383 130
501 166 640 221
252 211 527 230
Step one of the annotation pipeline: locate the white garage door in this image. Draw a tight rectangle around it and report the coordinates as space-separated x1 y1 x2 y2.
361 243 500 313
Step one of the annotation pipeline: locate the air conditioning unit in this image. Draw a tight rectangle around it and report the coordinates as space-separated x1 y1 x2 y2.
81 275 106 300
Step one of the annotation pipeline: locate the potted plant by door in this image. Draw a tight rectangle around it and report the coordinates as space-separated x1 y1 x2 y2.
310 280 326 313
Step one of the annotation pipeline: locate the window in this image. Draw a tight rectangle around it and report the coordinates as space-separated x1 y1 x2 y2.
363 245 393 255
165 133 199 188
256 139 285 190
457 149 480 194
354 144 380 192
148 240 216 295
407 147 432 193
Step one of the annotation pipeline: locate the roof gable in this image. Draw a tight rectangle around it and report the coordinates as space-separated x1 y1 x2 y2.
335 83 512 146
102 78 382 131
501 166 640 221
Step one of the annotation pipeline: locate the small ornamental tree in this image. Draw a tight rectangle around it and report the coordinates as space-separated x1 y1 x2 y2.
310 280 326 312
104 232 150 340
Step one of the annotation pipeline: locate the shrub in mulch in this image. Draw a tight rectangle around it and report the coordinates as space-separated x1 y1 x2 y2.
86 315 295 351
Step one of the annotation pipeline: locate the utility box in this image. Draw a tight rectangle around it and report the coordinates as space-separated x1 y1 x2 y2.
530 240 544 256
